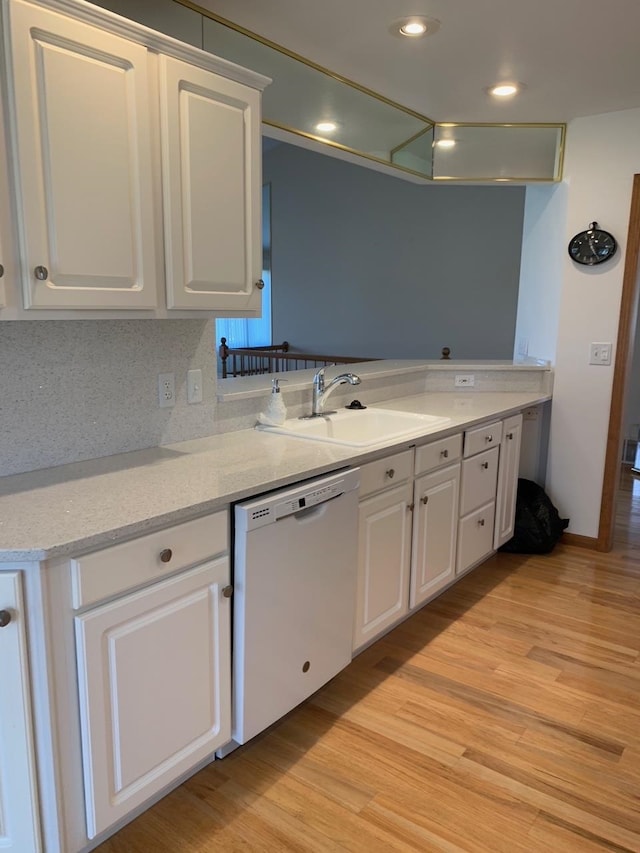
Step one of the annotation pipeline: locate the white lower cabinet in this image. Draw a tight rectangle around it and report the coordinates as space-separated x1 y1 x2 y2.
354 450 414 652
0 572 41 852
73 512 231 839
355 413 523 650
354 481 413 652
494 413 523 548
457 422 502 575
354 435 462 651
411 462 460 608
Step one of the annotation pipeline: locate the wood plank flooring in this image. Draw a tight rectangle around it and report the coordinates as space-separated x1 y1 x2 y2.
96 474 640 852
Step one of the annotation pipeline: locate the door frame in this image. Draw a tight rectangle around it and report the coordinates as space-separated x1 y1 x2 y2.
596 173 640 550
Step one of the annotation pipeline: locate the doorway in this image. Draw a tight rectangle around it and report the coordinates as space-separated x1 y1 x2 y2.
597 174 640 550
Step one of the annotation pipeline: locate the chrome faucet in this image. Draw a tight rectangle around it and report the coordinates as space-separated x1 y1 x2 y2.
308 366 361 417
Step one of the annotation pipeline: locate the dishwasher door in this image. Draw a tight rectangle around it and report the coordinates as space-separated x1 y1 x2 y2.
232 468 360 745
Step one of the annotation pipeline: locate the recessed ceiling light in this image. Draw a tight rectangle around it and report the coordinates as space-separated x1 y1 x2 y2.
488 82 523 98
315 121 337 134
435 138 456 149
390 17 440 39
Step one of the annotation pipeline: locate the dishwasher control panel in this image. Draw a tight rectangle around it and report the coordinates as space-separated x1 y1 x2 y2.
236 468 360 532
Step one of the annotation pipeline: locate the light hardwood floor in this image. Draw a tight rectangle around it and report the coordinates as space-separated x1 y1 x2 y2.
96 477 640 852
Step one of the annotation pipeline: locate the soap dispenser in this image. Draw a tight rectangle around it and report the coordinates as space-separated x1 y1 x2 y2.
260 378 287 426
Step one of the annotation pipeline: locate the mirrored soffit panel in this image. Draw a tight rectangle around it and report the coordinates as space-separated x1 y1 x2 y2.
99 0 565 183
193 8 565 183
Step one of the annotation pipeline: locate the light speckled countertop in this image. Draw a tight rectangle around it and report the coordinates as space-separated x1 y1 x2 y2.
0 391 550 562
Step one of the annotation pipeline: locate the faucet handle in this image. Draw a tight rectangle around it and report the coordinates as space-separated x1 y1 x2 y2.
314 364 335 388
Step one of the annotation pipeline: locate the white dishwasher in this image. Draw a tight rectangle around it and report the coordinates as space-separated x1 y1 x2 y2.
231 467 360 746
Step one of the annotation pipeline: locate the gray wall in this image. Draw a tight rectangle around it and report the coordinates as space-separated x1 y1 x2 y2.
264 143 526 360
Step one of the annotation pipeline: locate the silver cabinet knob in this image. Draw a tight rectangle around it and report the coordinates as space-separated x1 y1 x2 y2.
159 548 173 563
481 461 489 469
255 279 265 290
440 449 449 458
478 518 485 527
386 468 395 479
222 585 233 598
0 610 12 627
421 495 429 505
506 432 513 440
485 434 493 443
0 263 4 278
34 265 48 280
407 502 414 512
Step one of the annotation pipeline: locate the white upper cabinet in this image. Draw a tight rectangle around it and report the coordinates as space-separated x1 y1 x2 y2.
6 0 159 310
160 55 263 312
0 0 268 317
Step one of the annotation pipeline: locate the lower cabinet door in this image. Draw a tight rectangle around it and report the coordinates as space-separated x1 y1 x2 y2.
494 413 523 548
0 573 41 853
410 463 460 608
457 502 496 575
354 482 412 652
74 558 231 838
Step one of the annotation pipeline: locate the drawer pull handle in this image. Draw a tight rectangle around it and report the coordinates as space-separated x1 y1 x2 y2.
485 434 493 443
386 468 395 479
421 495 429 505
481 461 489 469
0 610 12 628
222 585 233 598
478 518 485 527
441 449 449 458
506 432 513 440
159 548 173 563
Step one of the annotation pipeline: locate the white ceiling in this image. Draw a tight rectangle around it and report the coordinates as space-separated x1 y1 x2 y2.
197 0 640 123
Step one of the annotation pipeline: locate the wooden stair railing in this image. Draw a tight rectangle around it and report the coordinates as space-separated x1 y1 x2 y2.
219 338 376 378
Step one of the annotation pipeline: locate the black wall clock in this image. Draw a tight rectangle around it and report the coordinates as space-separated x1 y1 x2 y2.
568 221 617 266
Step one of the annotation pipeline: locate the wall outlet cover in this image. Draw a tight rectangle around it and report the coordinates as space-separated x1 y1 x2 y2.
455 374 475 387
158 372 175 408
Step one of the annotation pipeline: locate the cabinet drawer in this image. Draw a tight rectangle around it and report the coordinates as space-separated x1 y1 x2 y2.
71 510 228 609
415 433 462 475
358 449 414 498
457 501 496 575
464 421 503 457
460 447 499 516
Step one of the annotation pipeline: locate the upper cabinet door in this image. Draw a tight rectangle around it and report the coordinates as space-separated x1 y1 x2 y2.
159 55 262 312
6 0 159 309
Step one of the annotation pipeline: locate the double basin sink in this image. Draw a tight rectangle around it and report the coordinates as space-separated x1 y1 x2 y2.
259 407 450 447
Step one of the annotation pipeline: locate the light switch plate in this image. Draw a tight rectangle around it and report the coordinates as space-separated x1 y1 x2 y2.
187 368 203 404
589 342 612 365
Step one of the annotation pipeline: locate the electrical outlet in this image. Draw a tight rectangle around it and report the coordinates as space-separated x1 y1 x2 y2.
589 342 612 365
454 374 475 387
158 372 175 408
187 368 203 404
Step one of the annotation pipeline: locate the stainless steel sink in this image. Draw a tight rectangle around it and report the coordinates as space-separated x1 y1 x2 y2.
258 407 450 447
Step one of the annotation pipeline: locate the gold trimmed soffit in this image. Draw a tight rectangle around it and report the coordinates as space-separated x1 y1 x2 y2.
177 0 566 183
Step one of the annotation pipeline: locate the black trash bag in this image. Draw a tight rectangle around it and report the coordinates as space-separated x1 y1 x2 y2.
499 478 569 554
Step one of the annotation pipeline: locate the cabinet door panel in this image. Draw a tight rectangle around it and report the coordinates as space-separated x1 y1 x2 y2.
75 558 231 838
0 573 41 852
460 446 499 516
457 501 496 575
411 463 460 608
160 55 262 311
8 1 158 309
354 483 412 652
494 413 523 548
